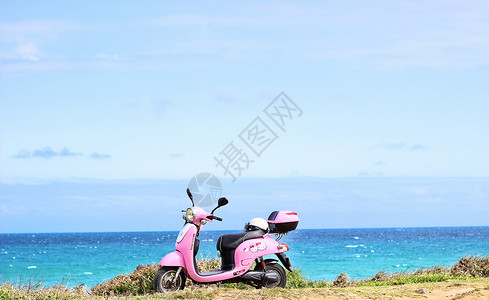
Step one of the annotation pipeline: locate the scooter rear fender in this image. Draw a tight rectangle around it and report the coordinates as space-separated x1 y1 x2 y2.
159 250 185 268
233 235 289 269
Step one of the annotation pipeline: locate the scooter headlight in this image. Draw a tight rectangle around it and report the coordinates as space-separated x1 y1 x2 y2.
200 219 207 225
185 208 195 222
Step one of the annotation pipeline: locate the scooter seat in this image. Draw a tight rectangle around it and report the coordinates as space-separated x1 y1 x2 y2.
217 229 266 252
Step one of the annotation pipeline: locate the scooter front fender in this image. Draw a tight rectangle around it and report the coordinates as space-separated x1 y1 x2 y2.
159 251 185 268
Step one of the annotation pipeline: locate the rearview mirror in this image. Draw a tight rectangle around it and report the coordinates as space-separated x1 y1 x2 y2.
186 188 195 207
211 197 228 214
218 197 228 207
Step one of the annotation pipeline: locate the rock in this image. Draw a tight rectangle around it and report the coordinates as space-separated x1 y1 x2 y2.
415 288 426 294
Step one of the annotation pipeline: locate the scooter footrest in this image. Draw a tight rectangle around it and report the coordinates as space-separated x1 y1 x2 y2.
199 269 226 276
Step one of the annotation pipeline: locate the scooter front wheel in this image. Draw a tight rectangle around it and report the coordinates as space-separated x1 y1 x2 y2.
153 266 186 293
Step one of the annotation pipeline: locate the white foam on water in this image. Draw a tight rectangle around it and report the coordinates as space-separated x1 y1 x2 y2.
353 237 359 239
345 245 358 248
83 272 93 275
27 266 36 269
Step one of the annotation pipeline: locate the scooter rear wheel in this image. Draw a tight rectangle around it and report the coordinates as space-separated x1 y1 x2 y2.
153 266 186 293
256 261 287 288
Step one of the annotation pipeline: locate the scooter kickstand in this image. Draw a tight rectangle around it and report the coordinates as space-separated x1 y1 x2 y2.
173 267 182 284
260 257 266 271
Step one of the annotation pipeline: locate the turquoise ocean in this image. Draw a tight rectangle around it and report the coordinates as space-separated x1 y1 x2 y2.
1 227 489 287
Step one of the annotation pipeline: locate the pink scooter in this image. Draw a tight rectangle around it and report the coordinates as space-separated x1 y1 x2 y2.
153 188 299 292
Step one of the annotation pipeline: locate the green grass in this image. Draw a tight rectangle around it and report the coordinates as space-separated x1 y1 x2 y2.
286 268 330 288
358 273 470 286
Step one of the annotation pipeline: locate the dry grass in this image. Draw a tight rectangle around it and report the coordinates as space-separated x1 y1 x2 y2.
348 256 489 287
2 256 489 299
90 258 222 296
91 264 159 296
0 282 90 299
3 279 489 300
195 257 221 272
451 255 489 277
332 273 349 287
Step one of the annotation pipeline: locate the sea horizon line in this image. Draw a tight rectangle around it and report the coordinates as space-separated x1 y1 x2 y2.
2 225 488 235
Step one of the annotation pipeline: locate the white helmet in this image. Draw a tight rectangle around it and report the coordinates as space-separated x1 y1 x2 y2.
244 217 269 232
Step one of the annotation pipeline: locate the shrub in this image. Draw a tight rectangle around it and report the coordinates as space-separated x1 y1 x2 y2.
91 264 159 296
333 273 349 287
451 256 489 277
5 256 489 297
91 258 222 296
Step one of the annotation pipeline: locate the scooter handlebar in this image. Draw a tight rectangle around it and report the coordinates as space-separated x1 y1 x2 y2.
208 215 223 221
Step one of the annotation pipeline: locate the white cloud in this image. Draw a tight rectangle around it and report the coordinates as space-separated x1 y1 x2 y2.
305 1 489 68
216 89 239 103
95 53 121 61
1 20 80 36
2 1 489 75
128 3 489 68
5 43 42 61
89 152 112 159
0 20 79 71
378 143 429 151
151 99 174 115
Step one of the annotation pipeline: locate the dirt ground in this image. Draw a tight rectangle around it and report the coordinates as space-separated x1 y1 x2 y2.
203 278 489 300
3 278 489 299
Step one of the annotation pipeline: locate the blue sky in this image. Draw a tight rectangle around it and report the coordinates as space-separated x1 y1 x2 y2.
1 1 489 232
